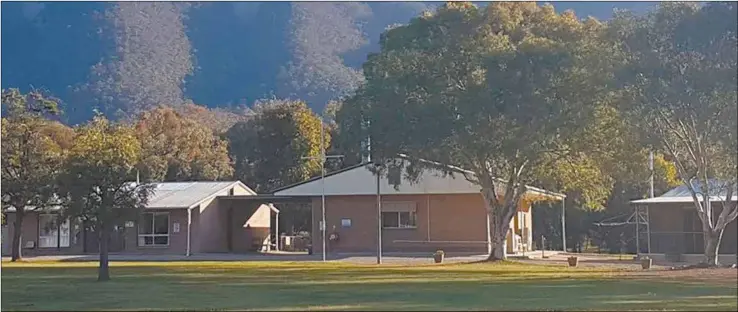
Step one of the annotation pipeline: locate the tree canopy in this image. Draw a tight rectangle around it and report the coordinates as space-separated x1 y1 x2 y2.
134 106 233 182
58 115 154 281
1 88 73 261
226 99 326 192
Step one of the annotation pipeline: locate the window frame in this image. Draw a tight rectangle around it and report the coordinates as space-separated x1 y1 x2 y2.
381 202 418 230
38 214 70 248
138 212 170 247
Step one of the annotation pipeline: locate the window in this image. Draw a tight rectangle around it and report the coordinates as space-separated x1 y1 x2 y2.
381 202 417 229
138 212 169 246
38 214 70 248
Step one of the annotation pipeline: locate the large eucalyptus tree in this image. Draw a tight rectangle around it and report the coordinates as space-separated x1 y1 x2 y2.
337 2 623 260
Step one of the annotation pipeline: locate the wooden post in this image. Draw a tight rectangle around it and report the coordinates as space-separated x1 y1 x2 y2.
541 235 545 258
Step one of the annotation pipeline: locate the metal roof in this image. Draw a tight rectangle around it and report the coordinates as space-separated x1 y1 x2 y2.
218 194 311 203
5 181 259 212
631 180 737 204
147 181 254 209
274 156 565 201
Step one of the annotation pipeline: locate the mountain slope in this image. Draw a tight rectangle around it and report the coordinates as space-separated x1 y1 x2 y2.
1 2 655 123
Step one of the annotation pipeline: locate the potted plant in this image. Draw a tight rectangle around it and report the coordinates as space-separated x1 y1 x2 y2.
641 256 653 270
433 250 445 264
567 256 579 267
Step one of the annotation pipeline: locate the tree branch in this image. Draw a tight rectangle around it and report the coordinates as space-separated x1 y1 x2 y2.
659 128 709 220
656 111 699 165
715 184 738 230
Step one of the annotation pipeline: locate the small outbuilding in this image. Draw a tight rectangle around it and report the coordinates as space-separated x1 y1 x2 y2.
630 181 737 260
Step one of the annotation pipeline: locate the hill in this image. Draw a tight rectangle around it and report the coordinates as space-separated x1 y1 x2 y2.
0 2 655 124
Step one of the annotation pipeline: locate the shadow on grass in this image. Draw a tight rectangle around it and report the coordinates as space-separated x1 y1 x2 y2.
1 262 619 283
2 263 736 311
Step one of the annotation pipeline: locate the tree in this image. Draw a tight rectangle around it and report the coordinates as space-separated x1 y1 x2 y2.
58 115 153 281
225 99 325 193
338 2 623 260
177 102 252 135
134 106 233 182
1 88 72 261
614 2 738 265
322 100 359 171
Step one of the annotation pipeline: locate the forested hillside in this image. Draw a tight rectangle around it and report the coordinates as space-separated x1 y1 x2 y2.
1 2 655 123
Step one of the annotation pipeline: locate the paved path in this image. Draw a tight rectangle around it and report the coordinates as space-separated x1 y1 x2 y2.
2 252 491 265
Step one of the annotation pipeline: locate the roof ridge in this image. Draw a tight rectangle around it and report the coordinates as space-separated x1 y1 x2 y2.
154 180 239 184
268 162 369 194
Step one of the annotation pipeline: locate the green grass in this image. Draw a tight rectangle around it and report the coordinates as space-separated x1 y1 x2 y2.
2 261 736 311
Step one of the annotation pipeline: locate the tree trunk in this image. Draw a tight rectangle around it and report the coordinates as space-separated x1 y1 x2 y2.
11 210 25 262
487 226 507 261
480 184 518 262
485 204 514 262
98 225 110 282
703 229 723 267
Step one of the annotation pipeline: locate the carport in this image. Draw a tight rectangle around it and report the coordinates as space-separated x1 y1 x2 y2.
217 194 310 251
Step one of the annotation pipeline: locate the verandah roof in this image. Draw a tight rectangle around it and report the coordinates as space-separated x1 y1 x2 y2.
631 180 737 204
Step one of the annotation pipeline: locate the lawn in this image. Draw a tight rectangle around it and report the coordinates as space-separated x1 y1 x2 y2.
1 260 736 311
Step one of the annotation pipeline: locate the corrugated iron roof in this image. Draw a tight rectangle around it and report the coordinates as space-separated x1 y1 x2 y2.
661 180 736 197
147 181 247 209
631 180 737 204
273 157 565 201
5 181 257 212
